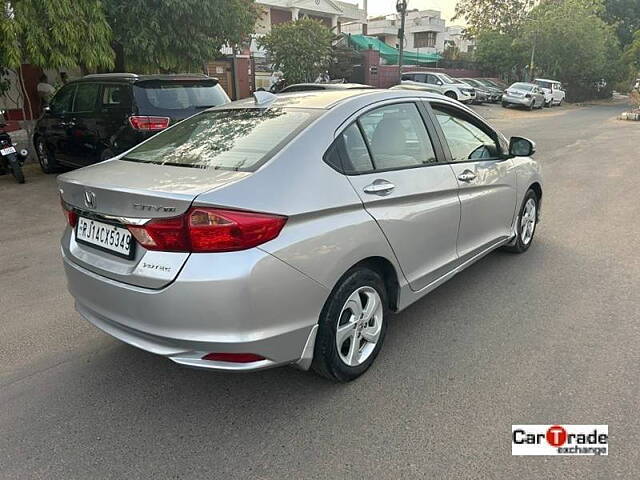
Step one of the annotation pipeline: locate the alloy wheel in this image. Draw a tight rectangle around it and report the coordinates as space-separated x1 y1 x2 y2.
37 140 49 169
335 286 383 367
520 198 537 245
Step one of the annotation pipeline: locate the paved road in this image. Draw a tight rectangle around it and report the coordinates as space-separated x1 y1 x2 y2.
1 100 638 479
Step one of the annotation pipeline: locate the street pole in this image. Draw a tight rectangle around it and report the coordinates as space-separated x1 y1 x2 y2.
396 0 407 78
529 41 535 81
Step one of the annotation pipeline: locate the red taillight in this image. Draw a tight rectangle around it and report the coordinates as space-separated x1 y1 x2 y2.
127 208 287 253
202 353 266 363
128 116 170 131
60 198 78 228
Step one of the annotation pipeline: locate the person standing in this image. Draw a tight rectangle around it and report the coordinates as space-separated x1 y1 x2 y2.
37 74 56 110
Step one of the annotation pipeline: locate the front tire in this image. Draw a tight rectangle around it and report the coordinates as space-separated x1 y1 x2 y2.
444 91 458 101
503 189 538 253
312 268 388 382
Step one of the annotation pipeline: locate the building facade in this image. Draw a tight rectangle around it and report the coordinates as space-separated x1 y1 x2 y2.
342 10 476 58
251 0 366 88
343 9 447 54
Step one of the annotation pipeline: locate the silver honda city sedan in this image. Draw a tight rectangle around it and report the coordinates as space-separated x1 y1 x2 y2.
58 89 542 382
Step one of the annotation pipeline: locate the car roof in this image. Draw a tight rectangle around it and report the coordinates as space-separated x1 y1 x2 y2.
534 78 559 83
220 89 450 111
283 83 373 90
75 73 219 84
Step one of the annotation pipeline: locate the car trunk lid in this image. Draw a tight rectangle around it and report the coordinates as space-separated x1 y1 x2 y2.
58 159 251 288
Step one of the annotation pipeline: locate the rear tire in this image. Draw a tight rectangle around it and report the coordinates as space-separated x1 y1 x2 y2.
312 268 388 382
36 137 59 174
10 159 24 184
502 101 509 108
503 189 538 254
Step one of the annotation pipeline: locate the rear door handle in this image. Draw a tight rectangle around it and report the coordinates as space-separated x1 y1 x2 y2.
457 170 477 182
363 180 395 196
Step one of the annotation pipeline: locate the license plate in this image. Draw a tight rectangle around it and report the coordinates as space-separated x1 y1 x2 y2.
0 146 16 155
75 216 134 258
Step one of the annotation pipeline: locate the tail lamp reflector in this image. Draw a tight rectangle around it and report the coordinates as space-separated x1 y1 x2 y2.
202 353 266 363
127 208 287 253
128 116 170 131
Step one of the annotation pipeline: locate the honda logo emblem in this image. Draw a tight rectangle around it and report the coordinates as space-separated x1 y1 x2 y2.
84 190 96 209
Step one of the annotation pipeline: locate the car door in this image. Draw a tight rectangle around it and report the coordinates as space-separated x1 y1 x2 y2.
337 101 461 291
64 82 102 166
426 74 445 94
41 83 76 164
429 101 517 261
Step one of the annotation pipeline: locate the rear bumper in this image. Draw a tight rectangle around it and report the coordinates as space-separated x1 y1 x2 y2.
63 247 328 371
503 95 532 106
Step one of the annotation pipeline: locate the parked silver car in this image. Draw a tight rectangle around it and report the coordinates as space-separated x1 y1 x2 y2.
58 89 542 382
502 82 546 110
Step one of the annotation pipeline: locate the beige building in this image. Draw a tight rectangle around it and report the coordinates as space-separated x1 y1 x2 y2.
342 9 447 54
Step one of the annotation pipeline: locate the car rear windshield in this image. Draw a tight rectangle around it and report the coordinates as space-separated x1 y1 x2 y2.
511 83 533 91
535 80 552 89
123 108 320 171
133 80 230 116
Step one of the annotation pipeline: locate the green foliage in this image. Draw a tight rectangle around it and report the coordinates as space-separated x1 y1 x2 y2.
622 29 640 70
521 0 621 91
0 0 114 69
474 31 524 76
258 18 334 84
602 0 640 47
453 0 535 36
103 0 259 72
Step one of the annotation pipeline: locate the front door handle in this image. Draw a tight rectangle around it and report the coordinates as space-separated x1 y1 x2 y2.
363 179 395 196
457 170 477 182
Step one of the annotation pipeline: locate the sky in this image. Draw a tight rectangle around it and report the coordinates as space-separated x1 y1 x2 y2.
354 0 462 24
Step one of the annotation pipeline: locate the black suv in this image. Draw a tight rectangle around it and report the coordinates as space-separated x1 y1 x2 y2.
34 73 230 172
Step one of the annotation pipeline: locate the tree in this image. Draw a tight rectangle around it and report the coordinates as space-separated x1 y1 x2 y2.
103 0 259 72
474 31 525 78
0 0 114 70
258 18 334 84
521 0 622 100
602 0 640 47
453 0 535 36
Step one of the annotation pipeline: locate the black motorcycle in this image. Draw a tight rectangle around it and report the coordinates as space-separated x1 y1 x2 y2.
0 110 28 184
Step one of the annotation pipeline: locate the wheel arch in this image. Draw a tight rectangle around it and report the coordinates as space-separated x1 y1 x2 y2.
343 256 401 312
529 181 542 201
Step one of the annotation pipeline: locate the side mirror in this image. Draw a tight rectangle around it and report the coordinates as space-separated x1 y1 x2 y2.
509 137 536 157
436 81 443 86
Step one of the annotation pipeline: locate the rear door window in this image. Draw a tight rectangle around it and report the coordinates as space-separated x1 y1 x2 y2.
73 83 100 113
358 103 437 170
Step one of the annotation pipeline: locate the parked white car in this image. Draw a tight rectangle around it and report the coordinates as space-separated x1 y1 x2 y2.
533 78 565 107
401 71 476 104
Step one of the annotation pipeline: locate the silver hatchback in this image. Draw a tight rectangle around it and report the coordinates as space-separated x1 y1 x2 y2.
59 89 542 382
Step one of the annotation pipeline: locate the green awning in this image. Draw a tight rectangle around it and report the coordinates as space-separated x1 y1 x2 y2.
348 34 442 64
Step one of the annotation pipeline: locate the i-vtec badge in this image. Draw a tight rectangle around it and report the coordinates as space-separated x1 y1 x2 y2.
512 425 608 455
132 203 177 213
